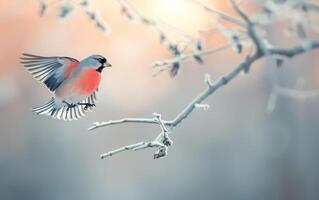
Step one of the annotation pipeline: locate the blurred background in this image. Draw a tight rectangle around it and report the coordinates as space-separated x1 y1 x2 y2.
1 0 319 200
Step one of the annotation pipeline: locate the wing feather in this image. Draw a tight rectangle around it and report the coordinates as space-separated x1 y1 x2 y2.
21 53 79 92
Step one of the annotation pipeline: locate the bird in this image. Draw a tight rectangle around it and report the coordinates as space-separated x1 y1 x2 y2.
20 53 112 121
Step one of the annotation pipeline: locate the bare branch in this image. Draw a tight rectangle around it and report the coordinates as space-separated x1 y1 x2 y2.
191 0 245 27
152 42 233 70
88 117 168 131
100 142 146 159
99 113 172 159
229 0 265 55
100 140 168 159
268 40 319 57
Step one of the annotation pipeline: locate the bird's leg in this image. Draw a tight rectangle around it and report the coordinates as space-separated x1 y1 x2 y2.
77 103 96 110
62 100 76 111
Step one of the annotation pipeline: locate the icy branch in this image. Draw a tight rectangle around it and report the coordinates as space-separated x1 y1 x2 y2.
99 113 172 159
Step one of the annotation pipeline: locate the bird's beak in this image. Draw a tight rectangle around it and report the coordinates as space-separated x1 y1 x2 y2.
104 63 112 67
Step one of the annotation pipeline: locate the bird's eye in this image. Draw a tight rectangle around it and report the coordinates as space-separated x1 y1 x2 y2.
95 57 106 64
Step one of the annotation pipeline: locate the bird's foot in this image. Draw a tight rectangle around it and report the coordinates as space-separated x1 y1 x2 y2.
78 103 96 110
62 100 77 112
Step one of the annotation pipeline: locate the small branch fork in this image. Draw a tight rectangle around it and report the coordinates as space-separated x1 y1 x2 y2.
90 0 319 159
99 113 173 159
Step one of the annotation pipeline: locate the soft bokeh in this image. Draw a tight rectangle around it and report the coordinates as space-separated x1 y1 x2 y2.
1 0 319 200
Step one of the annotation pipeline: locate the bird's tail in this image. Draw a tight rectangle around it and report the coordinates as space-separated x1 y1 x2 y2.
32 98 89 121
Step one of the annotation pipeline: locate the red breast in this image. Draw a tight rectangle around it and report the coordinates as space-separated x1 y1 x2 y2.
75 68 101 95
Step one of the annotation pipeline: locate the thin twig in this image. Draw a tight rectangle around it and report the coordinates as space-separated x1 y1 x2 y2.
88 118 167 131
191 0 245 27
99 113 172 159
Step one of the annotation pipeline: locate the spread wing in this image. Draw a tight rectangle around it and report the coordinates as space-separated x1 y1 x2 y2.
21 53 80 92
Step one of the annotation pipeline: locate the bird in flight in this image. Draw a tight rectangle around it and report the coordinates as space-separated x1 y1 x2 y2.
21 53 112 120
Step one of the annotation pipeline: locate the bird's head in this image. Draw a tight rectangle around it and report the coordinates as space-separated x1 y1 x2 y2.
83 55 112 72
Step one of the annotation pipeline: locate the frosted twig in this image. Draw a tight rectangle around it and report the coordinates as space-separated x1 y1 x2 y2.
88 118 167 131
79 2 108 32
39 0 108 32
99 113 172 159
152 42 233 74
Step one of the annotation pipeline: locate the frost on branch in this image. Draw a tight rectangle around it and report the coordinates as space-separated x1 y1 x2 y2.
99 113 173 159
